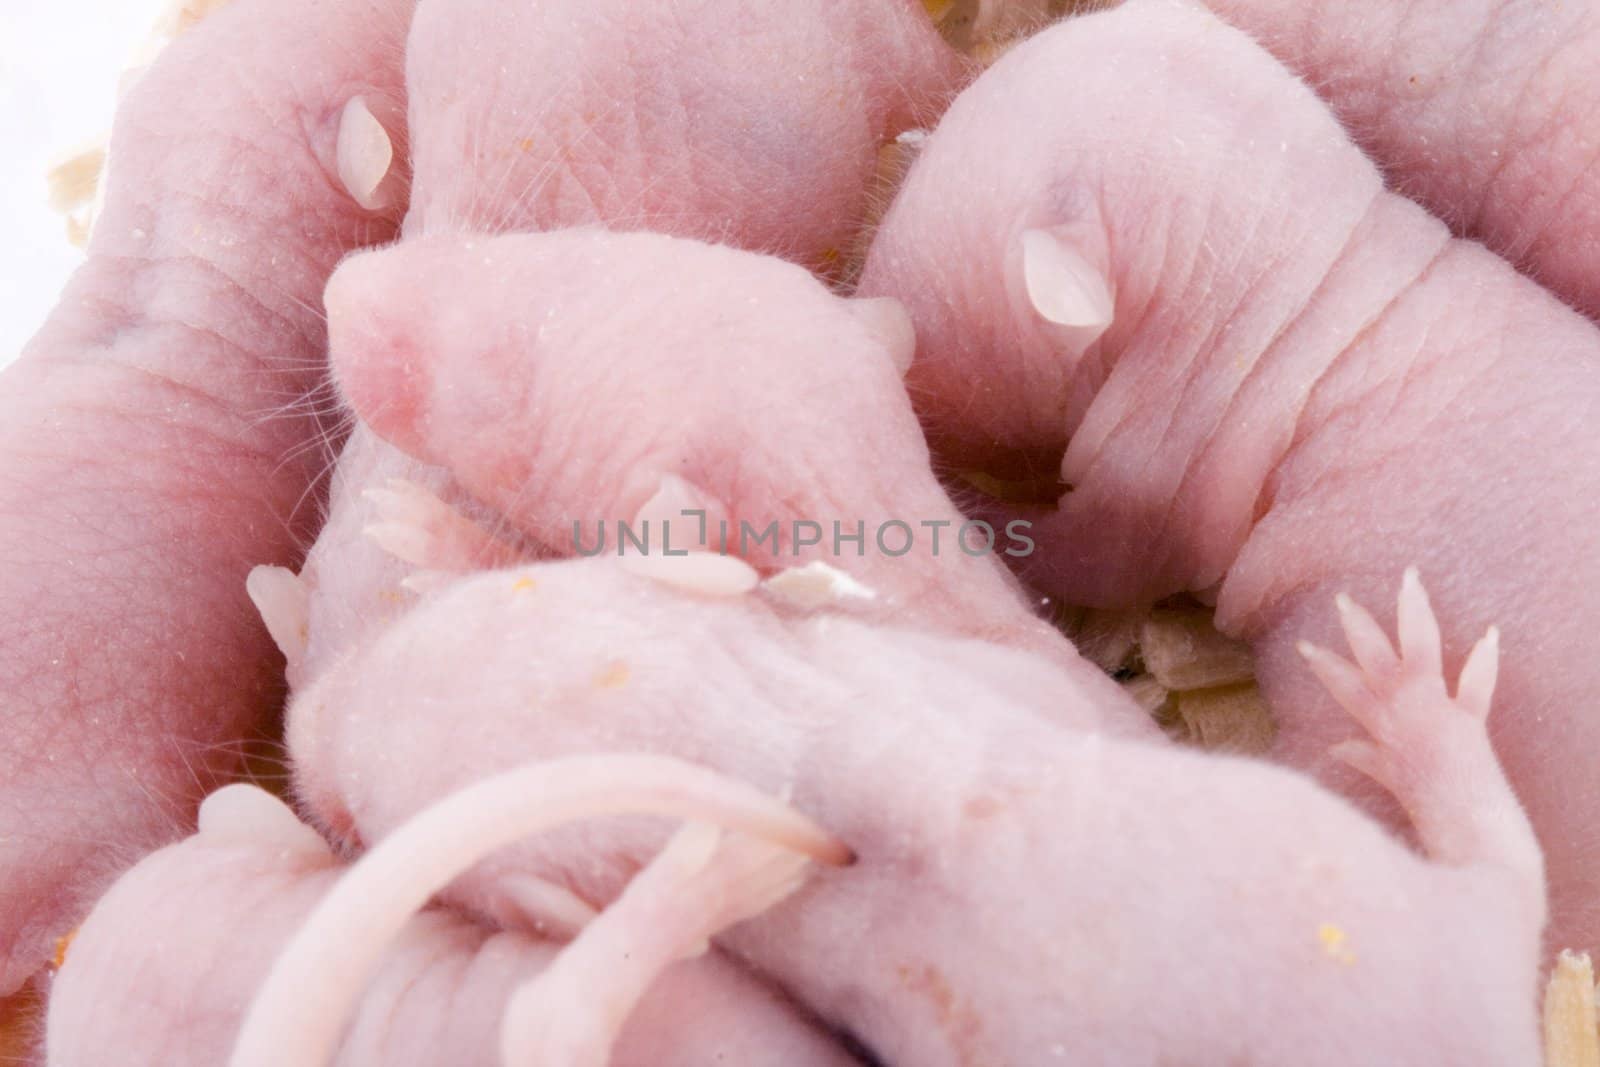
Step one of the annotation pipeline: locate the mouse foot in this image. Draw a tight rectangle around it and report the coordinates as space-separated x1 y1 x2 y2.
1298 570 1543 908
362 478 525 575
498 822 813 1067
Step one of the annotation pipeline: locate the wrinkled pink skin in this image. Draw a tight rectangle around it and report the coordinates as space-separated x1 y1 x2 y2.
290 0 1016 808
289 556 1542 1065
21 0 1561 1062
1205 0 1600 323
294 0 972 683
858 0 1600 954
243 0 985 1056
277 3 1540 1058
46 806 856 1066
401 0 966 271
0 0 411 994
323 230 1138 702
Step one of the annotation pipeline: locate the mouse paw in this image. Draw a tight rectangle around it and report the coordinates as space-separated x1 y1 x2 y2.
498 822 813 1067
1298 570 1543 893
1298 568 1486 804
362 478 526 575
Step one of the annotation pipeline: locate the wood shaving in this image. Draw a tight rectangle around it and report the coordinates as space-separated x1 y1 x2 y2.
1174 684 1276 755
1064 600 1272 750
926 0 1116 60
1119 673 1173 719
1140 607 1255 691
1060 606 1146 674
1544 950 1600 1067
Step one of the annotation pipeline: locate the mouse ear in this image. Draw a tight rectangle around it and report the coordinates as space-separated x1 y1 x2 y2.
198 784 332 859
849 296 917 377
1019 226 1114 335
627 473 734 555
337 95 402 213
246 564 310 673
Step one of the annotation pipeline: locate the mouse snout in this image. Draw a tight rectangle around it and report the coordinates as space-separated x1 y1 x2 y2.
324 250 432 454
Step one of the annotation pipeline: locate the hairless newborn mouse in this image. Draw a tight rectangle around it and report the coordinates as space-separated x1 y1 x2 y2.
244 527 1545 1064
248 0 993 692
47 781 858 1066
42 0 1563 1061
859 0 1600 957
320 229 1135 701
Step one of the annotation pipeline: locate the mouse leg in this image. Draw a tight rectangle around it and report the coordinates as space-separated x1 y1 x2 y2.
1298 569 1545 920
498 822 812 1067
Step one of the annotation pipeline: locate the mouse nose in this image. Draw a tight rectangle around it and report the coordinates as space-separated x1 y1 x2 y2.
324 249 431 456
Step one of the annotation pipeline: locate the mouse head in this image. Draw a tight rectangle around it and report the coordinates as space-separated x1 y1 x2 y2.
322 229 920 528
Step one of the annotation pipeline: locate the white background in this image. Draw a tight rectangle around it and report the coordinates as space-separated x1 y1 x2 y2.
0 0 167 368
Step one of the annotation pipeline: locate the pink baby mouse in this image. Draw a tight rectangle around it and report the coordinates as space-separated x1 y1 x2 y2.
46 776 859 1066
262 529 1544 1064
401 0 967 273
244 0 984 699
317 228 1130 700
220 10 1009 1039
252 225 1152 869
858 0 1600 955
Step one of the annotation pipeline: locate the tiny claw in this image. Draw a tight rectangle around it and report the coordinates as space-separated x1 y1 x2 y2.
365 478 525 572
1455 626 1500 721
1396 568 1443 678
366 478 444 514
1298 641 1374 721
363 521 431 567
1334 592 1397 678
